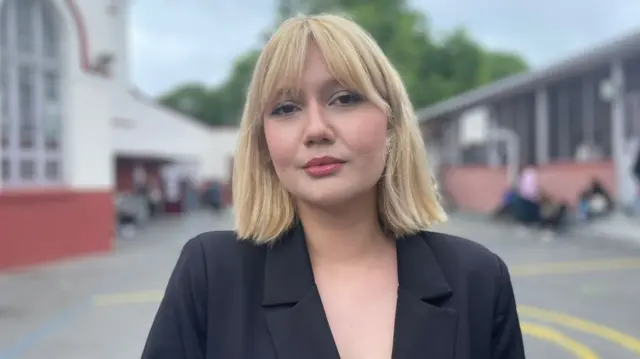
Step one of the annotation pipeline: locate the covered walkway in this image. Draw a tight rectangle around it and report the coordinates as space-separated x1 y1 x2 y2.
419 30 640 213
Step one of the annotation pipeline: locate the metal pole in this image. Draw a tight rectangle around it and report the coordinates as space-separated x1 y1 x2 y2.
605 59 627 205
535 87 549 165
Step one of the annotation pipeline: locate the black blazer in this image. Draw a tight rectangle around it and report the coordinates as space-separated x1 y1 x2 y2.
142 225 525 359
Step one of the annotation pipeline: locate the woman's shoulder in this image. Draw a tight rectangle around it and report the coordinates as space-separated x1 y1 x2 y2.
178 231 268 281
417 230 509 280
187 230 267 261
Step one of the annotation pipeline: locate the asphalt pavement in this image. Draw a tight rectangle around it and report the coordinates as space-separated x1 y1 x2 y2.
1 210 640 359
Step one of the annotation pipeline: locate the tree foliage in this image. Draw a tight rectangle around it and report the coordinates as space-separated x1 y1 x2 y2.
158 0 528 127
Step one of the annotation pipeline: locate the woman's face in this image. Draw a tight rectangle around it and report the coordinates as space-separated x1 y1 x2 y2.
263 43 389 208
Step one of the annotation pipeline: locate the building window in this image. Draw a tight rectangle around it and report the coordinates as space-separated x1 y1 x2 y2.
0 0 63 187
1 158 9 181
492 94 537 166
18 64 36 149
440 119 460 166
625 92 640 140
0 54 8 149
16 0 35 54
624 56 640 140
547 70 611 163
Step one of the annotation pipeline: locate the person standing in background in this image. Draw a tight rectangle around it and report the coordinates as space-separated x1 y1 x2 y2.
148 177 163 217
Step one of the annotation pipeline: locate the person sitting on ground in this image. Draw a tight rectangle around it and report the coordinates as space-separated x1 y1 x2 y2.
538 193 568 231
578 179 613 220
511 166 542 225
493 186 518 221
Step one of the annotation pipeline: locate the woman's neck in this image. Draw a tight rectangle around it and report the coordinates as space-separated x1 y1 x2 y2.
297 193 392 265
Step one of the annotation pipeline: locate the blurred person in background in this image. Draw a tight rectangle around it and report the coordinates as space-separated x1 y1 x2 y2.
538 193 569 232
577 178 614 221
510 165 542 226
200 180 223 211
148 177 163 217
492 185 519 221
142 14 524 359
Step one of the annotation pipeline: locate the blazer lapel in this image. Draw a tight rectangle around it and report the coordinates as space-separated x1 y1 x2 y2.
262 224 340 359
392 233 458 359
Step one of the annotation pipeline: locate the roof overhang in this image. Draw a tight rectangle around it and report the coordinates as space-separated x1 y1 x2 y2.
416 29 640 122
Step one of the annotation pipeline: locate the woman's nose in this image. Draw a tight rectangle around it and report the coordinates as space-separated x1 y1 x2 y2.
303 99 334 145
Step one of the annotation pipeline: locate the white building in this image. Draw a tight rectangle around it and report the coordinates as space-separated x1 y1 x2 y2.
0 0 237 269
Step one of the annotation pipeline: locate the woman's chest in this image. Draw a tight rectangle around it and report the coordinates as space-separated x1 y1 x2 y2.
315 270 399 359
323 288 398 359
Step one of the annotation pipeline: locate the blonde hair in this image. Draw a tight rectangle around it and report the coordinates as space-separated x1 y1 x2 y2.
233 13 446 243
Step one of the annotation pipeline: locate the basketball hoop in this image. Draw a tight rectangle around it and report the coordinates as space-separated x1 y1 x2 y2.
459 106 489 145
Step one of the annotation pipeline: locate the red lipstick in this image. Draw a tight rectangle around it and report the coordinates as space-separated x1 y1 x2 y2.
303 156 345 178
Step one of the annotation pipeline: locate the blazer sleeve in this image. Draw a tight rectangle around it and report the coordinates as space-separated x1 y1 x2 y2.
141 236 208 359
491 255 525 359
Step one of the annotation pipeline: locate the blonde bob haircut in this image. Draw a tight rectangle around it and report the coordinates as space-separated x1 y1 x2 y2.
233 13 447 243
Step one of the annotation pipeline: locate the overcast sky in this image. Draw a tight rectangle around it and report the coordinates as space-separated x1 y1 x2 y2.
129 0 640 96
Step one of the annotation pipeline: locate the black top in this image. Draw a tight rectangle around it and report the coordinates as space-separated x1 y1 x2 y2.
141 225 525 359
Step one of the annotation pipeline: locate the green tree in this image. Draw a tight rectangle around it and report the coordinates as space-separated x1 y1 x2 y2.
158 50 259 126
157 83 210 120
158 0 528 126
213 50 261 125
485 51 528 81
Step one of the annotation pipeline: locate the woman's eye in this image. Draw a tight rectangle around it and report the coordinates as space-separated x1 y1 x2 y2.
271 103 298 116
331 92 363 106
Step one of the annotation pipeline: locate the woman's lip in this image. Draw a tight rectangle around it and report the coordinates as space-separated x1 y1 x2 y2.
304 156 345 168
304 162 344 178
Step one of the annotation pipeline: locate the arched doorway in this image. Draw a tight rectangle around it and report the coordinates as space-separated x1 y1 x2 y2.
0 0 63 187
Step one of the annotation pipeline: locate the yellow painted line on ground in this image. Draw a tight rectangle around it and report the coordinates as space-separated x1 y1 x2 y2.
93 289 164 306
518 305 640 355
92 257 640 306
511 257 640 277
520 321 600 359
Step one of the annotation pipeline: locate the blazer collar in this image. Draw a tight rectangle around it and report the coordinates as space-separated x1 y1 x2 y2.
261 224 457 359
262 223 315 306
262 225 452 305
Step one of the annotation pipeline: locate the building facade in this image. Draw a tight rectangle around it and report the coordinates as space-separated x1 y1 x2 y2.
419 32 640 213
0 0 237 270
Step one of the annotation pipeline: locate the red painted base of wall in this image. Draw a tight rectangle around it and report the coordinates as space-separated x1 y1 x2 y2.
443 161 615 213
0 189 114 271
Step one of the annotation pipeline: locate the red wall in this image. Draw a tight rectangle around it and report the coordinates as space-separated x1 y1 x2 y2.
443 161 615 213
0 189 114 270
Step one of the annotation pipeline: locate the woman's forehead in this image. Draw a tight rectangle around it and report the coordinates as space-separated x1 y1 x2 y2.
257 28 385 107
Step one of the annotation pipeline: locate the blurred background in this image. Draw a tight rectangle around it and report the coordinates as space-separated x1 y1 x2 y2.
1 0 640 358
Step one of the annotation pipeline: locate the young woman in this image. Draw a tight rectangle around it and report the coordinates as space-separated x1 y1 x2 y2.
142 14 525 359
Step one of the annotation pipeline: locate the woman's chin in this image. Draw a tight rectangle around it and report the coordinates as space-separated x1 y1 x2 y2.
298 192 352 209
294 185 374 211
